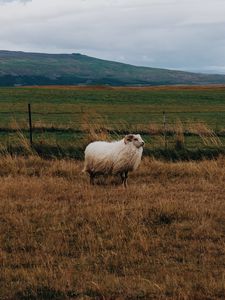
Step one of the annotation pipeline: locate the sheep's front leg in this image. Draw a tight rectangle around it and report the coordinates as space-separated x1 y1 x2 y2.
124 171 128 188
120 172 125 184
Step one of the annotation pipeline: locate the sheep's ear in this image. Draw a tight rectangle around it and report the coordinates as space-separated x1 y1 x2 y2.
124 134 134 144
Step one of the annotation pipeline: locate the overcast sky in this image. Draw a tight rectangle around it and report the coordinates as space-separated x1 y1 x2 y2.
0 0 225 74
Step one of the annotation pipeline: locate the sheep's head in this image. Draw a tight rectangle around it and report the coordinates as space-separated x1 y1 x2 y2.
124 134 145 148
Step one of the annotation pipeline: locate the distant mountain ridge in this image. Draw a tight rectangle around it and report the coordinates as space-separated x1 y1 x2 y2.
0 50 225 86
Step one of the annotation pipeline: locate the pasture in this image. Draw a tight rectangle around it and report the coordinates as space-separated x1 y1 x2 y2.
0 156 225 299
1 86 225 159
0 86 225 299
1 86 225 128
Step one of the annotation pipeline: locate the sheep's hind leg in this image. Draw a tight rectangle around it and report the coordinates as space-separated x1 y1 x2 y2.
89 172 95 185
120 171 128 188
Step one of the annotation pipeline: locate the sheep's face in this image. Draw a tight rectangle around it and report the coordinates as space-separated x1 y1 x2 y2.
124 134 145 148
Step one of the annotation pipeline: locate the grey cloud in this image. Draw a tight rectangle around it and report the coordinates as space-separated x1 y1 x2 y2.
0 0 31 3
0 0 225 73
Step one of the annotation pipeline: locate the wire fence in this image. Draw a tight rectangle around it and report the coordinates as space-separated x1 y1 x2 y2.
1 108 225 127
1 104 225 151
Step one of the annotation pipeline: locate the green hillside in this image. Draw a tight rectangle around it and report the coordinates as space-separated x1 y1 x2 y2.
1 50 225 86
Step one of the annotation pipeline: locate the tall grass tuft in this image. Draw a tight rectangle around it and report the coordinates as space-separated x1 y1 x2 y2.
187 121 223 147
80 111 111 146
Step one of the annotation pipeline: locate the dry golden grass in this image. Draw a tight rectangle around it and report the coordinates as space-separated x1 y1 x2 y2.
0 156 225 299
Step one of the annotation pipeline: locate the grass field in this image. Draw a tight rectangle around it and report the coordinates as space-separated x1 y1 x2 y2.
0 155 225 299
1 86 225 299
1 85 225 128
1 85 225 158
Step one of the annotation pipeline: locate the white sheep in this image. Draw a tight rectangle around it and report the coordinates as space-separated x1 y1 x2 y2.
83 134 145 187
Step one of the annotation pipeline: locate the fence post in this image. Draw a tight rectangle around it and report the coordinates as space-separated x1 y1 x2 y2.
163 111 167 149
28 103 33 146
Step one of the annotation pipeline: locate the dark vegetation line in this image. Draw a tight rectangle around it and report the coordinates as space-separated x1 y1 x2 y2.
4 143 225 161
2 127 225 136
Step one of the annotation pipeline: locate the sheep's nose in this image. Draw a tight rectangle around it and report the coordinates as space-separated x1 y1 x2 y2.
141 141 145 146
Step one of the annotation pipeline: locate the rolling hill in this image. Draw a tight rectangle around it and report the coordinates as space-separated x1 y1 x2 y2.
0 50 225 86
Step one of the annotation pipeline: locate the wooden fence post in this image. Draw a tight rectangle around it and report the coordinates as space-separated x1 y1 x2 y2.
28 103 33 146
163 111 167 149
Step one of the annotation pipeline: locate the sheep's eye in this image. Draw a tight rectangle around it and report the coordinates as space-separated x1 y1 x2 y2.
134 138 138 141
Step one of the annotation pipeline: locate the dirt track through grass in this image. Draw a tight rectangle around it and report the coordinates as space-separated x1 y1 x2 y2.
0 156 225 299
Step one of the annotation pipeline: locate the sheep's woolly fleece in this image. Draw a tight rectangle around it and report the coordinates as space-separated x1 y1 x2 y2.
83 134 144 175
